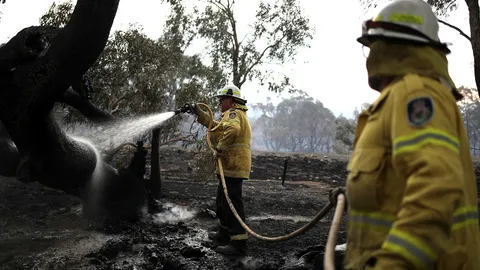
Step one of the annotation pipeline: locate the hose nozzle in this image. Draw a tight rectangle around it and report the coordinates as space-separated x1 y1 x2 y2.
174 103 196 115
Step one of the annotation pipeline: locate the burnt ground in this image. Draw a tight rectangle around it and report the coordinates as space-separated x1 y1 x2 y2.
3 147 475 270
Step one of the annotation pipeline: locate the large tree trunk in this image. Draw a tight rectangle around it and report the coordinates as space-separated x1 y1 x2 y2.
465 0 480 96
0 0 146 221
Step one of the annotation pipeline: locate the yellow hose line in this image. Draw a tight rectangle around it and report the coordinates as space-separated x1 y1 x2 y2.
324 193 346 270
196 103 336 242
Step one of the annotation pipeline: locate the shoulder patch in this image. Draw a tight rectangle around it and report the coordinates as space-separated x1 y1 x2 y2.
406 97 434 127
229 112 237 119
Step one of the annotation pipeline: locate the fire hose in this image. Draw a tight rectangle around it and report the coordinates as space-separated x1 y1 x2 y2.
176 103 346 269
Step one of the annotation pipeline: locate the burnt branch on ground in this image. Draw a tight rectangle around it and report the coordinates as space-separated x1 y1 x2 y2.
59 76 116 124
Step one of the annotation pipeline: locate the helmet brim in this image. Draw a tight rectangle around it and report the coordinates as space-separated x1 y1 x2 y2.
216 94 247 103
357 34 451 54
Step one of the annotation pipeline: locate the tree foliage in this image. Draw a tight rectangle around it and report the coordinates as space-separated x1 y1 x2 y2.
165 0 314 93
249 86 480 157
458 86 480 154
250 98 376 154
251 93 337 153
40 1 74 28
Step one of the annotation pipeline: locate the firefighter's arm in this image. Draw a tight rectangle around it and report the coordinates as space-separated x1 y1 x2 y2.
216 111 241 152
194 105 219 128
367 89 463 269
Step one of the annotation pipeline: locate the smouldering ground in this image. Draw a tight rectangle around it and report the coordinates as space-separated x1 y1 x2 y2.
0 154 347 270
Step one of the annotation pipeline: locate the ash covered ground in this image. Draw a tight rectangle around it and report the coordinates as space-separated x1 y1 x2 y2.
5 147 474 269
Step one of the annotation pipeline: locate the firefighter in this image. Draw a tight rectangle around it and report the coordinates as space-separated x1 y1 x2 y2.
190 84 252 255
344 0 480 269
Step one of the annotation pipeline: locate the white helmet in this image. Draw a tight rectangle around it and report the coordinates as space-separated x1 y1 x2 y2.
215 84 247 103
357 0 450 53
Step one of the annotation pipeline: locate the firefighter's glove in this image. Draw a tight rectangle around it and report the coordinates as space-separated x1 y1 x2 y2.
329 187 347 210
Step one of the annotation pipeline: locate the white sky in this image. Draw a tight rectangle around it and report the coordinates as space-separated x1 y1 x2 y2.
0 0 475 118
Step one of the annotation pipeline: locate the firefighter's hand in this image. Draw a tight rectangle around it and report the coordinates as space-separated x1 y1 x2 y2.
214 147 224 159
329 187 347 209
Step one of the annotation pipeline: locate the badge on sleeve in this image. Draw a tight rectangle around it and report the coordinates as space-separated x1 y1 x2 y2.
229 112 237 119
406 97 434 127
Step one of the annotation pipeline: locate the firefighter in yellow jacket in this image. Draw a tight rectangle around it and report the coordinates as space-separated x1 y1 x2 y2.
343 0 480 269
191 84 252 255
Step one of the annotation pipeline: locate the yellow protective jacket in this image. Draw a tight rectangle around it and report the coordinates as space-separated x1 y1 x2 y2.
195 104 252 179
346 74 480 270
345 41 480 270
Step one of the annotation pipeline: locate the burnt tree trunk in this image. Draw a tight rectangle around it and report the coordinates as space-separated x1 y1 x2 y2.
149 127 162 199
0 0 146 221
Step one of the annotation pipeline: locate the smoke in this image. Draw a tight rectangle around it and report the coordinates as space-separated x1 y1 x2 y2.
153 203 197 224
240 256 263 270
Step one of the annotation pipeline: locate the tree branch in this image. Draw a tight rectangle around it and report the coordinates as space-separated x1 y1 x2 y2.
109 92 130 114
110 102 122 115
13 0 121 106
230 12 240 85
59 88 115 123
438 19 471 42
104 142 138 163
239 36 286 86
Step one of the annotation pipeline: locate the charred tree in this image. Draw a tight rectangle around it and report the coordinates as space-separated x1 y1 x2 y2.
0 0 146 221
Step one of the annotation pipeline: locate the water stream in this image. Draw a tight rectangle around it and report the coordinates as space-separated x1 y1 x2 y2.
67 111 176 193
87 111 176 152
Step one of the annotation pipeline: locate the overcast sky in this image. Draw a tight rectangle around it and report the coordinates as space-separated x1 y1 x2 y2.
0 0 475 118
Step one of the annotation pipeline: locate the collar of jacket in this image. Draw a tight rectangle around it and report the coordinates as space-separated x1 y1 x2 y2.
232 103 248 111
220 104 248 117
366 40 462 101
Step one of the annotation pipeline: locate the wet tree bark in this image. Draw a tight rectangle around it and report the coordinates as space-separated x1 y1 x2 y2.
0 0 146 221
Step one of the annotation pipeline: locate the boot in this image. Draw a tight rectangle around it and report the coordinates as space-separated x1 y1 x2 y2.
215 240 247 255
208 231 229 247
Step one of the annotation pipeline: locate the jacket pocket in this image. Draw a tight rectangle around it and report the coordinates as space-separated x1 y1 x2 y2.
346 147 386 211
